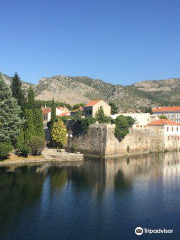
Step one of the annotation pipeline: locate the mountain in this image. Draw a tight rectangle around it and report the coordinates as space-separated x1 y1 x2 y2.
2 72 180 109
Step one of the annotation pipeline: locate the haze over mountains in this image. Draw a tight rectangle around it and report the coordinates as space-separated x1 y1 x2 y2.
2 73 180 109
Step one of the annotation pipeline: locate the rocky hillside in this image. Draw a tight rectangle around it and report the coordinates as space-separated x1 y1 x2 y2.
2 72 180 109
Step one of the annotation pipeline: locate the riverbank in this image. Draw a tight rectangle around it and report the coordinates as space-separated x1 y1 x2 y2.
0 152 84 167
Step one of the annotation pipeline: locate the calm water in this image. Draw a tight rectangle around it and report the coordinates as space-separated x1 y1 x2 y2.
0 152 180 240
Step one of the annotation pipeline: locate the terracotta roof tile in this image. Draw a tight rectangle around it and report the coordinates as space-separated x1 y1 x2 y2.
84 99 101 107
43 108 51 114
58 112 70 117
148 119 180 126
153 106 180 113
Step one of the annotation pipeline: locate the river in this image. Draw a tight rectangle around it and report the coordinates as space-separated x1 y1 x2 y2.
0 152 180 240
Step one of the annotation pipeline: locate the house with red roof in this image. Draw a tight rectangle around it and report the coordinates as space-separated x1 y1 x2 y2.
152 106 180 123
148 119 180 141
83 99 111 118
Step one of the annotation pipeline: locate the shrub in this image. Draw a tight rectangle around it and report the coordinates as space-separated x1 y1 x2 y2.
27 136 45 156
19 144 30 157
114 116 129 142
77 117 96 131
71 144 77 153
95 106 111 123
0 143 13 160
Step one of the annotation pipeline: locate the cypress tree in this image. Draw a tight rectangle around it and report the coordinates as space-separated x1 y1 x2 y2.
33 109 45 138
24 109 35 141
11 72 25 109
51 98 56 122
27 86 36 110
0 74 22 144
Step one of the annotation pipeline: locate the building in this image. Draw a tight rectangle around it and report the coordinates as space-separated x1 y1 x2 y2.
83 99 111 118
147 119 180 140
42 106 70 128
111 113 158 129
152 106 180 123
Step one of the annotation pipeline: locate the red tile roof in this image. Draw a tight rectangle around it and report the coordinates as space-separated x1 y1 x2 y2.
148 119 180 126
43 108 51 114
84 99 101 107
58 112 70 117
153 106 180 113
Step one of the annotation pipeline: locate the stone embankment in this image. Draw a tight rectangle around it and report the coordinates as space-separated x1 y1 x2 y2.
70 123 178 158
0 148 84 167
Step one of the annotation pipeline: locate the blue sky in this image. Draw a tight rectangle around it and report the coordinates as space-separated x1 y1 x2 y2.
1 0 180 85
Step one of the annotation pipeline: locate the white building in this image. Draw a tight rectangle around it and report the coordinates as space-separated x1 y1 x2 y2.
152 106 180 123
111 113 158 129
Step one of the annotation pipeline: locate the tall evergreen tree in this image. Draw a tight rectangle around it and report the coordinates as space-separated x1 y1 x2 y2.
27 86 36 110
51 98 56 122
11 72 25 109
33 109 45 138
24 109 35 141
0 74 22 144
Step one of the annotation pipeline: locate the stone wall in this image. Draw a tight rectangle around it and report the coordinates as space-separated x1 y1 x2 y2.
71 123 170 157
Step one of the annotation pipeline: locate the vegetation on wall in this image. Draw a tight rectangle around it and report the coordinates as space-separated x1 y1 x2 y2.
95 106 111 123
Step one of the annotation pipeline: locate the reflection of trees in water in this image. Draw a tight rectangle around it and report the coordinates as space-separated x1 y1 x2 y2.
67 161 106 196
0 166 46 236
48 167 67 193
114 170 132 191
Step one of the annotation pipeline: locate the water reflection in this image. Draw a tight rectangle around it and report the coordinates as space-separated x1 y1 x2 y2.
0 152 180 239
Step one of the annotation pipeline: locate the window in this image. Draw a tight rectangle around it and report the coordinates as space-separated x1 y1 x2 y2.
167 127 169 132
177 127 178 131
43 114 48 121
88 110 92 115
172 127 173 131
168 136 170 140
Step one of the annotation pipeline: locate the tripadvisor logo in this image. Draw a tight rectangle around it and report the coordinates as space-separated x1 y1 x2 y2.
135 227 143 235
135 227 174 235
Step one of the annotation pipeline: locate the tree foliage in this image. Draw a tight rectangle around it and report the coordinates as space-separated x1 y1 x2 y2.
109 102 118 115
159 115 168 119
27 86 36 110
24 109 35 141
0 74 22 144
51 119 67 148
114 116 129 142
11 72 25 109
95 106 111 123
33 109 45 138
0 143 13 160
73 103 85 110
27 136 45 155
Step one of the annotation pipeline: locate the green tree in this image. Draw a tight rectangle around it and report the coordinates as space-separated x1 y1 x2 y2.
159 115 168 119
125 116 135 127
114 116 129 141
33 109 45 138
11 72 25 109
73 103 85 110
51 98 56 122
0 74 22 144
51 119 67 148
109 102 118 115
24 109 35 141
95 106 111 123
27 86 36 110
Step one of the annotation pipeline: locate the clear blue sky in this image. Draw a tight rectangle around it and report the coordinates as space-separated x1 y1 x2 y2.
1 0 180 85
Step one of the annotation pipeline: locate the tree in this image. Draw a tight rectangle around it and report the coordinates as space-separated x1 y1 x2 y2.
33 109 45 138
24 109 35 141
114 116 129 141
95 106 111 123
109 102 118 115
27 136 45 155
51 119 67 148
0 74 22 144
125 116 135 127
11 72 25 109
51 98 56 122
27 86 36 110
73 103 85 110
159 115 168 119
